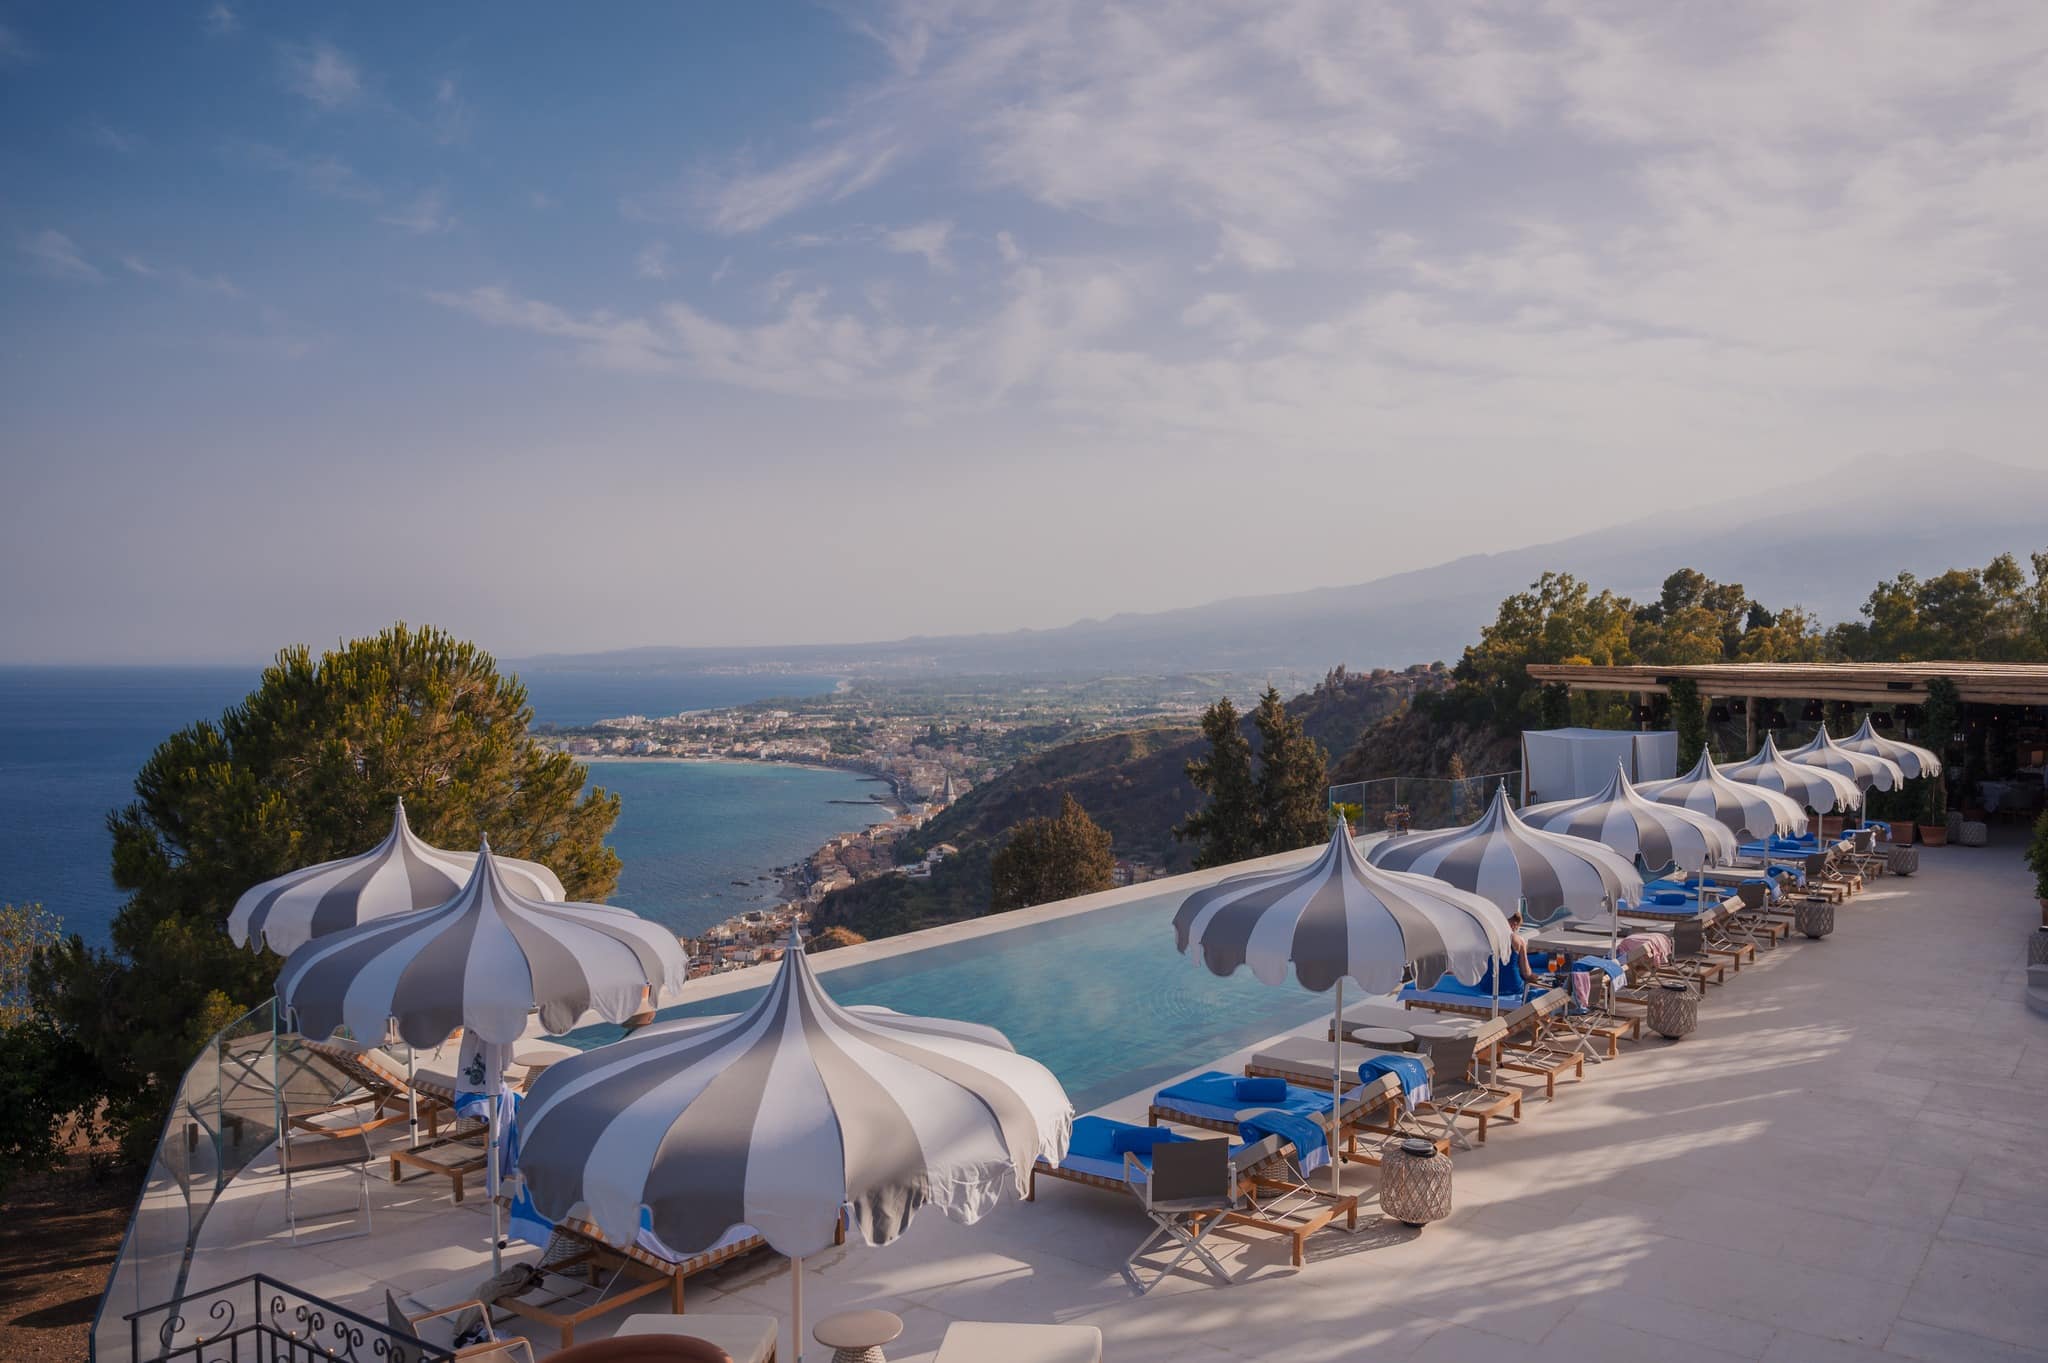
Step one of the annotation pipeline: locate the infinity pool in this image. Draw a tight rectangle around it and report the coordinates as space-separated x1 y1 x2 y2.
570 895 1331 1112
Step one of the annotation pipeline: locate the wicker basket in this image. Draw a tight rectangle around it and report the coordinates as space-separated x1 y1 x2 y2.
1957 821 1989 847
1795 901 1836 940
2028 929 2048 968
1647 982 1700 1040
1886 846 1920 876
1379 1137 1453 1227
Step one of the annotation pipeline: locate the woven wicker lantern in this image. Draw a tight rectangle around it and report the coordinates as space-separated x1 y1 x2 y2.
1648 981 1700 1040
1380 1137 1453 1227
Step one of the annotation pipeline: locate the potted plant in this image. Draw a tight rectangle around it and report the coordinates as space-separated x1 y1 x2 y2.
2028 811 2048 926
1918 775 1949 846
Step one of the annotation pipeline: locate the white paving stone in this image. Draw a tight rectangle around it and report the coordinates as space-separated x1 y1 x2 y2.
173 835 2048 1361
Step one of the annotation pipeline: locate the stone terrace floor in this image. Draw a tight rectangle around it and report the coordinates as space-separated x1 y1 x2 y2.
185 832 2048 1363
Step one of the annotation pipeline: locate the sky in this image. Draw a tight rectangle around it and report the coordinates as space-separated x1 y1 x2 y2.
3 2 2047 664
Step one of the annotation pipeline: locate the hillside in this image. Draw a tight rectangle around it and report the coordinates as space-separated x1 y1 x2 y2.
520 454 2048 679
812 664 1441 940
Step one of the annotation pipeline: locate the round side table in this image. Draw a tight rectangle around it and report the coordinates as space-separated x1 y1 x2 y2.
1351 1026 1416 1052
1379 1137 1453 1228
1647 981 1699 1040
814 1309 903 1363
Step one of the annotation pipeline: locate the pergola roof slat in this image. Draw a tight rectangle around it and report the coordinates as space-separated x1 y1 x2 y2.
1524 662 2048 707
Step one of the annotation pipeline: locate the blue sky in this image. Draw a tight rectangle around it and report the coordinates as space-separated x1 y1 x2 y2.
4 2 2046 663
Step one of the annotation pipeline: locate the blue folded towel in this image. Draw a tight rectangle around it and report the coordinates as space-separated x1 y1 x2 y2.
1156 1071 1262 1109
1236 1107 1326 1160
1571 955 1626 979
1233 1076 1287 1102
1357 1055 1431 1111
1111 1125 1187 1157
1652 890 1688 906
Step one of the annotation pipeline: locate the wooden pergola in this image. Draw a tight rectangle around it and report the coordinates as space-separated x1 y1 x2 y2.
1524 662 2048 708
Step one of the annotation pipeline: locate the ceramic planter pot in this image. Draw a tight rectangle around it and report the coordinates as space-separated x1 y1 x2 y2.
1919 824 1949 846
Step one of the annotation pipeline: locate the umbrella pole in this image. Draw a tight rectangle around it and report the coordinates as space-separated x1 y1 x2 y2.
1329 978 1343 1197
405 1047 420 1150
791 1254 805 1363
488 1055 506 1274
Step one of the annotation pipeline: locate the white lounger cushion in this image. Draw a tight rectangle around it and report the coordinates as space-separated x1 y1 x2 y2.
1339 999 1508 1042
935 1321 1103 1363
1250 1035 1428 1087
618 1313 778 1363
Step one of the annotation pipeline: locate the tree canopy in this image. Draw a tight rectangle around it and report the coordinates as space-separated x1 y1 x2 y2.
1250 686 1329 855
1829 552 2048 662
989 794 1116 911
1176 697 1262 869
31 623 623 1158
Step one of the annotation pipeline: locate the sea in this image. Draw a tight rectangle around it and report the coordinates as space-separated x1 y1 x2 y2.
0 665 873 947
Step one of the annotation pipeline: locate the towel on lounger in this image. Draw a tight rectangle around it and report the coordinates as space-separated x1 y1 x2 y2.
1357 1055 1430 1112
1236 1108 1326 1162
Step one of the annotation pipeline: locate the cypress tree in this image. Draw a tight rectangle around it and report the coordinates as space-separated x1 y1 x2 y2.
1252 686 1330 855
1177 697 1263 868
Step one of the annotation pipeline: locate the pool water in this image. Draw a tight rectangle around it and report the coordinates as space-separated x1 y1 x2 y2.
569 895 1333 1112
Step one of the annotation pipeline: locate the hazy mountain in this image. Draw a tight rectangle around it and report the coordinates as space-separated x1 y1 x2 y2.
524 453 2047 678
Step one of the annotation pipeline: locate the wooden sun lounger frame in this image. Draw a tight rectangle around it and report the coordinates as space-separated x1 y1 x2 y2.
1146 1074 1414 1166
498 1217 778 1348
1398 991 1584 1100
299 1038 462 1142
1027 1141 1357 1269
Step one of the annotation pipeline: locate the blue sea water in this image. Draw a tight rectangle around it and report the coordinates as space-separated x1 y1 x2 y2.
0 666 845 947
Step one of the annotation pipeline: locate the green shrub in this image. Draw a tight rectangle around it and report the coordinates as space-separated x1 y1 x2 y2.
2027 811 2048 901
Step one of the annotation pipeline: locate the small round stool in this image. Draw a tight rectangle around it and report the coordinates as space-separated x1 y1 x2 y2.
814 1309 903 1363
1379 1136 1453 1227
1647 981 1699 1040
1886 846 1919 877
1351 1026 1416 1052
1795 901 1835 940
1958 821 1989 847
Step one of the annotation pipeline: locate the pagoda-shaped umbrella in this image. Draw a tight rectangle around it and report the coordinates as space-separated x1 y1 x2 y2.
1720 735 1863 823
278 841 687 1268
1837 716 1943 780
513 932 1071 1361
1638 750 1808 839
230 798 564 956
1366 784 1643 920
1522 762 1738 875
1782 728 1905 793
1172 819 1510 1189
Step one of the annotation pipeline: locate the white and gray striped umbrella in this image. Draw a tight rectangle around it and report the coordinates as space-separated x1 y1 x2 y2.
1173 819 1511 995
277 839 686 1048
1837 717 1943 781
515 934 1071 1359
1782 728 1905 792
1720 735 1863 815
1638 750 1809 839
1522 762 1739 873
229 799 565 956
1366 784 1643 918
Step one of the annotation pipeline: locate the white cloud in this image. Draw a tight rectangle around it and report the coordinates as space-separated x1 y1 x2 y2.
432 75 473 144
882 219 954 272
236 142 381 203
118 253 244 297
280 39 363 110
203 4 238 37
85 121 139 154
635 242 672 281
19 230 100 281
378 186 456 234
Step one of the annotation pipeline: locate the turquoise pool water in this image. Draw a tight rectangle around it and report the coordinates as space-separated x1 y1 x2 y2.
570 895 1332 1113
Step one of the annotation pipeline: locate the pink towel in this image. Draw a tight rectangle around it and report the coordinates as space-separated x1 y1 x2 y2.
1621 932 1671 966
1571 971 1592 1009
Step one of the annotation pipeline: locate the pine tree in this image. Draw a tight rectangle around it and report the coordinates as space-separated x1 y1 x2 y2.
31 623 623 1159
989 795 1116 911
1176 698 1263 868
1251 686 1330 855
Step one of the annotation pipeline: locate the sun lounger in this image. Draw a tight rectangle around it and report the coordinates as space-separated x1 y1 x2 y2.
1029 1114 1357 1276
1336 999 1510 1050
386 1290 535 1363
498 1217 770 1348
1240 1039 1449 1161
298 1038 463 1143
1147 1068 1402 1163
934 1321 1102 1363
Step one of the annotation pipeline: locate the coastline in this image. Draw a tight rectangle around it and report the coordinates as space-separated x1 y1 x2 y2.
576 753 909 946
